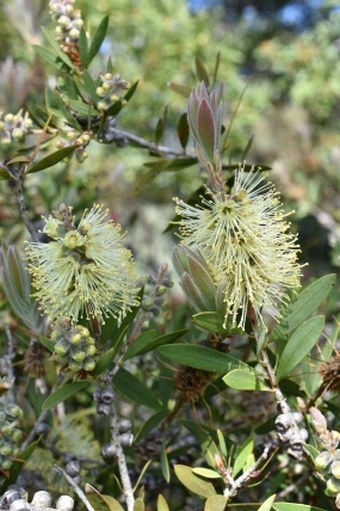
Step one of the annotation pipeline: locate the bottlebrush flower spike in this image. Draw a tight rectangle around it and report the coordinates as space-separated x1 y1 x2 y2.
174 164 303 331
25 204 140 325
187 81 223 167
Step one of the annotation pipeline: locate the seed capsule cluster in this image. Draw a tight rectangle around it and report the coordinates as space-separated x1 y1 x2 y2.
0 110 33 146
96 73 130 111
49 0 83 51
0 394 23 471
275 412 308 459
0 488 74 511
51 323 97 372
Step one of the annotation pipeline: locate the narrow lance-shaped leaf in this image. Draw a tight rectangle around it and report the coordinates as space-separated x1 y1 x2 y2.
275 274 335 337
276 315 325 380
157 344 250 373
195 56 210 86
42 381 89 410
177 112 190 149
197 98 216 160
27 145 76 174
88 15 109 65
257 494 276 511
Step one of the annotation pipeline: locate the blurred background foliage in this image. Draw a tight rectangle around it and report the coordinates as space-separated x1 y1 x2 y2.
0 0 339 277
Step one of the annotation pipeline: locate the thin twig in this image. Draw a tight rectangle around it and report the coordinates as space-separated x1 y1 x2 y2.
102 126 195 158
54 465 96 511
108 402 135 511
13 165 39 241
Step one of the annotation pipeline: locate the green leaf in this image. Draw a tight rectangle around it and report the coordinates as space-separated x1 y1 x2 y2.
42 381 89 410
275 274 336 337
168 82 191 98
66 99 98 116
79 28 89 68
233 437 254 477
124 329 187 360
88 16 109 65
125 80 139 102
193 468 221 479
204 495 228 511
39 336 54 353
157 344 249 373
27 146 76 174
133 460 152 492
135 410 168 442
0 163 11 180
155 117 164 144
273 504 327 511
195 57 210 86
192 311 226 333
223 369 270 391
177 112 190 149
85 484 124 511
174 465 216 498
41 27 75 70
258 494 276 511
160 442 170 482
33 45 61 70
114 367 163 411
157 494 169 511
48 92 82 131
276 315 325 380
212 52 221 86
124 330 158 360
82 71 99 102
133 499 145 511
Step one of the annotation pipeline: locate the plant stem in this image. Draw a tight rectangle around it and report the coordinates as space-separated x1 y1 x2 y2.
102 126 195 158
54 465 96 511
13 165 39 241
109 403 135 511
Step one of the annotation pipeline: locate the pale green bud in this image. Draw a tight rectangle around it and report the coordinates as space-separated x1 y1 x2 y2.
96 87 105 97
70 333 82 345
58 15 71 27
72 351 86 363
84 359 96 371
326 476 340 495
69 28 80 40
97 101 107 111
331 461 340 479
314 451 332 471
86 345 97 357
44 217 62 239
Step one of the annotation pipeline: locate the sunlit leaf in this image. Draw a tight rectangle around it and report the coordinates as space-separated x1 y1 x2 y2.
88 16 109 65
223 369 270 391
42 381 89 410
204 495 228 511
174 465 216 498
277 316 325 380
26 146 76 174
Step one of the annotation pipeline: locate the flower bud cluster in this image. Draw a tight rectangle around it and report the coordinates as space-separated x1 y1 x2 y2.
0 488 74 511
275 412 308 459
0 110 33 146
51 321 97 373
96 73 130 111
310 407 340 507
0 392 23 471
140 268 173 328
56 128 92 162
94 386 115 416
49 0 83 52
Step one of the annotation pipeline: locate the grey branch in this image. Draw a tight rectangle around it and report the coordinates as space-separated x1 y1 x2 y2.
54 465 96 511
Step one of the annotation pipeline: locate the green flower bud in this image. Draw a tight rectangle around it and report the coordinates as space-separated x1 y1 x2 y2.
0 444 12 456
331 460 340 479
71 351 86 363
54 341 69 357
84 359 96 371
5 404 22 419
70 333 82 345
314 451 332 471
86 345 97 357
96 87 105 97
327 476 340 495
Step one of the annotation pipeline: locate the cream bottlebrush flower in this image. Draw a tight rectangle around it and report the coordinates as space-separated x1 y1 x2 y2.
25 205 139 325
174 165 303 330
